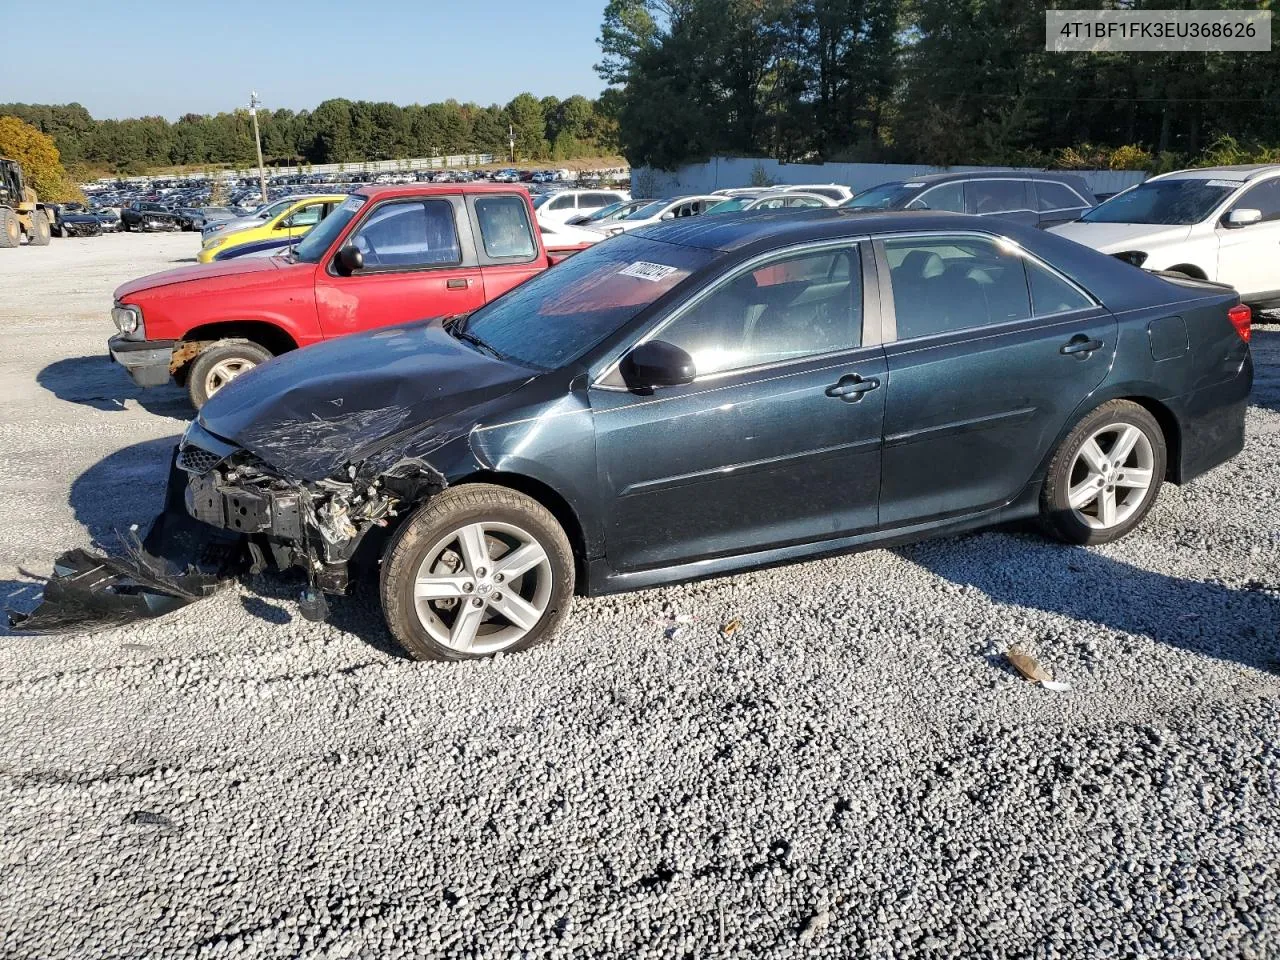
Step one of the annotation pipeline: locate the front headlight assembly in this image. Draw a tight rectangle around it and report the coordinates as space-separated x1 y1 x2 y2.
111 304 143 336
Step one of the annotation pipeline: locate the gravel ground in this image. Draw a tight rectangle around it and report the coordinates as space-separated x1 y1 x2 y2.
0 234 1278 959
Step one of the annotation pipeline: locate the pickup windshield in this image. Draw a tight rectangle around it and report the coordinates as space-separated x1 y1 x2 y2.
454 234 713 370
293 195 367 263
1080 179 1238 225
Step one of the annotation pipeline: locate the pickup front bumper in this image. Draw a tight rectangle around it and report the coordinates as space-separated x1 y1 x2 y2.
108 335 176 388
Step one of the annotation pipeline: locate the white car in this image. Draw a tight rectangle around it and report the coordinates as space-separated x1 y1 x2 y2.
706 191 836 213
1050 164 1280 310
588 195 724 235
777 184 855 203
533 189 630 227
537 220 608 249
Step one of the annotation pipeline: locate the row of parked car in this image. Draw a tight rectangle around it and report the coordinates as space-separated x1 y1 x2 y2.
83 172 1259 661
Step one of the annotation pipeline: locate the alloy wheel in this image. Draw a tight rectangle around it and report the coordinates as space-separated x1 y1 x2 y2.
1067 422 1155 530
204 358 257 397
412 521 553 654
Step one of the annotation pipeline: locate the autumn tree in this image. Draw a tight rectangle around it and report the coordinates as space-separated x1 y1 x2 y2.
0 116 80 202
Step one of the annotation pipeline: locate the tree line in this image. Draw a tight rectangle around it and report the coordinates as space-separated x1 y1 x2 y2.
598 0 1280 171
0 95 620 175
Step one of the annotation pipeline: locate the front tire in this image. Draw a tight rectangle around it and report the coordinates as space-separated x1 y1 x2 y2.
0 208 19 247
1041 400 1166 545
380 484 575 661
186 340 273 409
28 210 51 245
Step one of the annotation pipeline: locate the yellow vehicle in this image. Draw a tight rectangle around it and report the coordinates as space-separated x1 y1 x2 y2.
197 194 345 263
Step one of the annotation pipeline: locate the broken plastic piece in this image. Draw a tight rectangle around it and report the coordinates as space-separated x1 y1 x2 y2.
720 617 742 638
1041 679 1072 693
6 547 228 635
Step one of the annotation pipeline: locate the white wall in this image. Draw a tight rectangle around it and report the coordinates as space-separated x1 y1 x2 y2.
631 157 1147 198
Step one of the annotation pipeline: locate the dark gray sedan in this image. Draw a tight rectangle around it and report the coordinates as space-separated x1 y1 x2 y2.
173 209 1252 660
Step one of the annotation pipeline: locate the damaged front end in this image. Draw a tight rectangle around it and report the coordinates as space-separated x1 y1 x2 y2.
176 425 446 614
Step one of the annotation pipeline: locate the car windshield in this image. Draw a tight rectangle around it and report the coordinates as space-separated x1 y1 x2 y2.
454 234 714 370
707 198 749 214
293 195 367 263
1080 179 1238 225
843 182 917 209
622 200 669 221
531 194 553 209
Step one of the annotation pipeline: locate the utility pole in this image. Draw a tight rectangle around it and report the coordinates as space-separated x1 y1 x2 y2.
509 124 516 165
249 91 268 204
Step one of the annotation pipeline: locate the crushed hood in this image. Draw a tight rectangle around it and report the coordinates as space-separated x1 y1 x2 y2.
113 257 288 300
1047 221 1193 253
196 320 534 481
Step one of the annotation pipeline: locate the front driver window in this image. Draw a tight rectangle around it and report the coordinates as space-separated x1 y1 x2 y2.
348 199 461 269
281 204 323 229
657 245 862 378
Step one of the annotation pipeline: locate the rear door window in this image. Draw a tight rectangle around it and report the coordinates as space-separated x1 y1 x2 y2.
1035 180 1088 212
882 234 1031 339
474 194 537 259
548 194 577 211
964 180 1032 216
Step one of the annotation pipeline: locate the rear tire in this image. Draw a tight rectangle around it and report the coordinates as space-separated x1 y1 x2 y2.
380 484 575 661
1040 400 1166 546
0 209 18 247
28 211 51 246
186 340 273 409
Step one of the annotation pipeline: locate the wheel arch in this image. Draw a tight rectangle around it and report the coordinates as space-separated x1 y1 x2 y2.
181 319 299 356
1035 390 1184 488
451 470 590 590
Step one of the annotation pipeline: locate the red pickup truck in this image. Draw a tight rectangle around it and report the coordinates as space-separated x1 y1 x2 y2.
108 184 583 408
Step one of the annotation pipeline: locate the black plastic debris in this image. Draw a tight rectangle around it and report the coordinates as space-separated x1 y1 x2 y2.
6 547 228 635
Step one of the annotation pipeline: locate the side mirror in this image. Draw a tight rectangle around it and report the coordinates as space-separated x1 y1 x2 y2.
660 211 675 220
620 340 696 389
1225 208 1262 228
335 245 364 275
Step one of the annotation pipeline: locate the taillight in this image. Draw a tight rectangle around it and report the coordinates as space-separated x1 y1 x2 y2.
1228 303 1252 342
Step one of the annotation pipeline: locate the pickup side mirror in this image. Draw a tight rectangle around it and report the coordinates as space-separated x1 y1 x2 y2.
620 340 696 390
1225 207 1263 228
335 245 364 275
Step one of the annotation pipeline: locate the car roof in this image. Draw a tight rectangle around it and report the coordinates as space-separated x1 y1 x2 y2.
879 170 1090 188
1151 164 1280 182
633 208 998 251
355 183 544 200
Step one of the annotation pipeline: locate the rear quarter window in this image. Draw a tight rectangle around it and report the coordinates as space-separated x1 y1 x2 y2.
474 195 536 259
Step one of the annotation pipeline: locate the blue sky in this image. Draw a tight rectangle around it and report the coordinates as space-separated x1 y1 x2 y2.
2 0 608 119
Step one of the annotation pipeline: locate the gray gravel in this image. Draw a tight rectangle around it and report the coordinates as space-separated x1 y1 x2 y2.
1 235 1278 959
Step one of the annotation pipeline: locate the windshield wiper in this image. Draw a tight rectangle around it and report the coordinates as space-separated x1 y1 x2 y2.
453 329 506 361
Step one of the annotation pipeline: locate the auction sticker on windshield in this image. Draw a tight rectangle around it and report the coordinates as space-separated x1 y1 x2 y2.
618 261 679 282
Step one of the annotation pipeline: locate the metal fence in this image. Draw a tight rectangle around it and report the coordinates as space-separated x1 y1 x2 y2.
215 154 499 180
631 157 1148 198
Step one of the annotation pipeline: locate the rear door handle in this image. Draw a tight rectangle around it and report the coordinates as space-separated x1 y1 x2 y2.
1060 335 1103 356
825 374 880 402
446 278 472 290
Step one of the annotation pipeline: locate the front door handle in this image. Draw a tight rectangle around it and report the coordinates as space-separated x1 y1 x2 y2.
825 374 880 402
1060 335 1103 357
446 278 472 290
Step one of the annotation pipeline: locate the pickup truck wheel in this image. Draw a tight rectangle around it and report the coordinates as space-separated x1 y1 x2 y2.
380 484 575 661
28 211 51 246
0 209 19 247
187 340 273 409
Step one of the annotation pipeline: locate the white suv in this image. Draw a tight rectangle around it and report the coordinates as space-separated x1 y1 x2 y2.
533 189 630 227
1050 164 1280 310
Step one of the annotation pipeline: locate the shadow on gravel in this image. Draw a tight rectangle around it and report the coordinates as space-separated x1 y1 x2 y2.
1249 325 1280 413
38 355 191 420
904 533 1280 673
70 436 180 552
241 595 292 625
170 257 197 263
